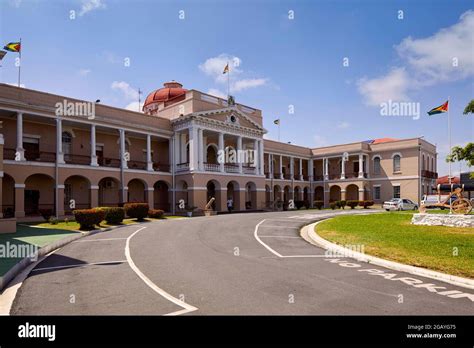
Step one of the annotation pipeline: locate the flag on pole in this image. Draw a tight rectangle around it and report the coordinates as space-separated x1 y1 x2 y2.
223 63 229 74
4 42 21 52
427 101 449 115
273 119 280 125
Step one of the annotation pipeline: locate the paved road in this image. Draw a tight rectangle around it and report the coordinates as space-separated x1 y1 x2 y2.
10 210 474 315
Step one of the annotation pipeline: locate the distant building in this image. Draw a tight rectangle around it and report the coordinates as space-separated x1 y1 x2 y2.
0 82 438 220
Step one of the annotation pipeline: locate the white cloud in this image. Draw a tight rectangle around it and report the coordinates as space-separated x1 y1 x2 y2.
9 0 22 7
358 68 410 106
337 121 351 129
313 135 329 148
78 68 91 76
358 10 474 106
207 88 227 99
79 0 106 16
232 78 267 93
125 101 142 113
111 81 138 100
199 54 268 93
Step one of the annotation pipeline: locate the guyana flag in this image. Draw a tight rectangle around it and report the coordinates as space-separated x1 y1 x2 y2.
427 101 448 115
4 42 21 53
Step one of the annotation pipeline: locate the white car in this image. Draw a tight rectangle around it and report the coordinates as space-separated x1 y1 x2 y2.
383 198 418 211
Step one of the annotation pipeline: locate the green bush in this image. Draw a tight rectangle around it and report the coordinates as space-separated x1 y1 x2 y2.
39 209 54 221
329 202 337 210
148 209 164 219
102 207 125 224
295 200 305 210
74 208 105 230
359 200 375 209
124 203 149 221
313 201 324 210
336 200 347 209
347 200 360 209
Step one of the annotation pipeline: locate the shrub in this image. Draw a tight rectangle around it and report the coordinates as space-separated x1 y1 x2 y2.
347 200 360 209
39 209 53 221
359 200 375 209
48 216 58 225
313 201 324 210
148 209 164 219
74 208 105 230
336 200 347 209
303 200 310 209
295 200 305 210
124 203 149 221
103 207 125 224
329 202 337 210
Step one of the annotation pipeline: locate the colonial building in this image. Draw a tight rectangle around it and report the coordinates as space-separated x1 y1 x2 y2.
0 82 438 221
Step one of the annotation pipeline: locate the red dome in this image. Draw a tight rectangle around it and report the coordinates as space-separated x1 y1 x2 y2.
143 81 187 108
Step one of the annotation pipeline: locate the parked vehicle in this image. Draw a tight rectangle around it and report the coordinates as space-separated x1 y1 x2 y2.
383 198 418 211
421 194 449 208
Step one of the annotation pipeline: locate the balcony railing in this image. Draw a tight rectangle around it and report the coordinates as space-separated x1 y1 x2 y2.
204 162 220 172
3 148 16 160
128 160 147 170
176 162 189 172
274 173 281 179
64 154 91 165
283 173 292 180
153 163 170 172
26 151 56 163
243 166 257 175
314 175 324 181
225 164 240 173
421 170 438 179
100 157 121 168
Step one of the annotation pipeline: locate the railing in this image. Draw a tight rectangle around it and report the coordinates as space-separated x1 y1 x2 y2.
243 166 256 175
176 162 189 172
128 160 147 170
153 163 170 172
273 173 281 179
329 174 341 180
100 157 121 168
314 175 324 181
225 164 240 173
283 173 292 180
25 151 56 163
64 154 91 165
204 162 221 172
302 175 309 181
421 170 438 179
3 148 16 160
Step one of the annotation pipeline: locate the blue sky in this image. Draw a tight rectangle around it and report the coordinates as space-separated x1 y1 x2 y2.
0 0 473 176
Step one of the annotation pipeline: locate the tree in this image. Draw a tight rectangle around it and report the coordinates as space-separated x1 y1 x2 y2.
446 143 474 178
463 99 474 115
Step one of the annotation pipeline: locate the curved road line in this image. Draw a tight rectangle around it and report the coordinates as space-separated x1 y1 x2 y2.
125 226 198 315
253 219 284 258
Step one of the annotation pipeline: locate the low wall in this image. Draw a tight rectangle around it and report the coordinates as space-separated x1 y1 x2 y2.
0 218 17 234
411 213 474 228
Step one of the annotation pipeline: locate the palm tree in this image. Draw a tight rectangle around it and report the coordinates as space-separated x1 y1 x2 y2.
463 99 474 115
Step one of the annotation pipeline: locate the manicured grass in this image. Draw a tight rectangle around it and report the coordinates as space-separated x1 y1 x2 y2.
0 225 80 276
316 213 474 279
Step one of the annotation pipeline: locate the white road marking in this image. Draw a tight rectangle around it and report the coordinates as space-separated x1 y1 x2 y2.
258 235 301 238
31 260 128 272
72 238 127 243
257 225 299 229
125 226 198 315
254 219 284 258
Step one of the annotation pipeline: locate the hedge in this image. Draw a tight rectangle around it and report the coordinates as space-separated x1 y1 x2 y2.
73 208 105 230
347 200 360 209
97 207 125 224
329 202 337 210
124 203 149 221
359 200 375 209
313 201 324 210
39 209 54 221
336 200 347 209
148 209 164 219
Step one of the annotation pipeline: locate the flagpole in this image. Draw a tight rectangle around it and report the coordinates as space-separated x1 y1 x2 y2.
448 96 452 214
227 61 230 99
278 122 280 142
18 38 21 87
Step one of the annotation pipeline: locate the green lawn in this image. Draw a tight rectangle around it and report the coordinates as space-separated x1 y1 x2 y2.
0 225 80 276
316 213 474 279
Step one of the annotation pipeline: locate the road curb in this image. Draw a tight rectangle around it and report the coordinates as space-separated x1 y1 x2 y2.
0 222 147 293
301 219 474 290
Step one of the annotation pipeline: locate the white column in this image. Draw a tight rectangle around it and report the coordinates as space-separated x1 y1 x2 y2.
290 157 294 179
119 129 128 169
56 118 65 164
238 136 243 174
198 129 204 171
280 155 283 179
180 133 187 163
173 132 180 171
267 153 272 178
147 134 153 171
90 124 98 166
340 155 345 179
259 140 264 176
218 132 224 172
308 159 314 181
358 153 364 178
324 157 329 180
189 127 198 171
299 158 303 180
16 112 25 161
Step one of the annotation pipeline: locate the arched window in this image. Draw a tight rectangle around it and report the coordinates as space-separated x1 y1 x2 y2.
393 154 401 172
373 157 381 175
62 131 72 158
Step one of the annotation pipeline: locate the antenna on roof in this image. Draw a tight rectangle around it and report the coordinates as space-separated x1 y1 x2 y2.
138 88 142 112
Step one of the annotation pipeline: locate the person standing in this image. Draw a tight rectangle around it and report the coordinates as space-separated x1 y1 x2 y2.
227 197 233 213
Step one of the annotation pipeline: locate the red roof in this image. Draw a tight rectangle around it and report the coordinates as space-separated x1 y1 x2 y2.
436 175 460 185
371 138 398 144
143 81 187 109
